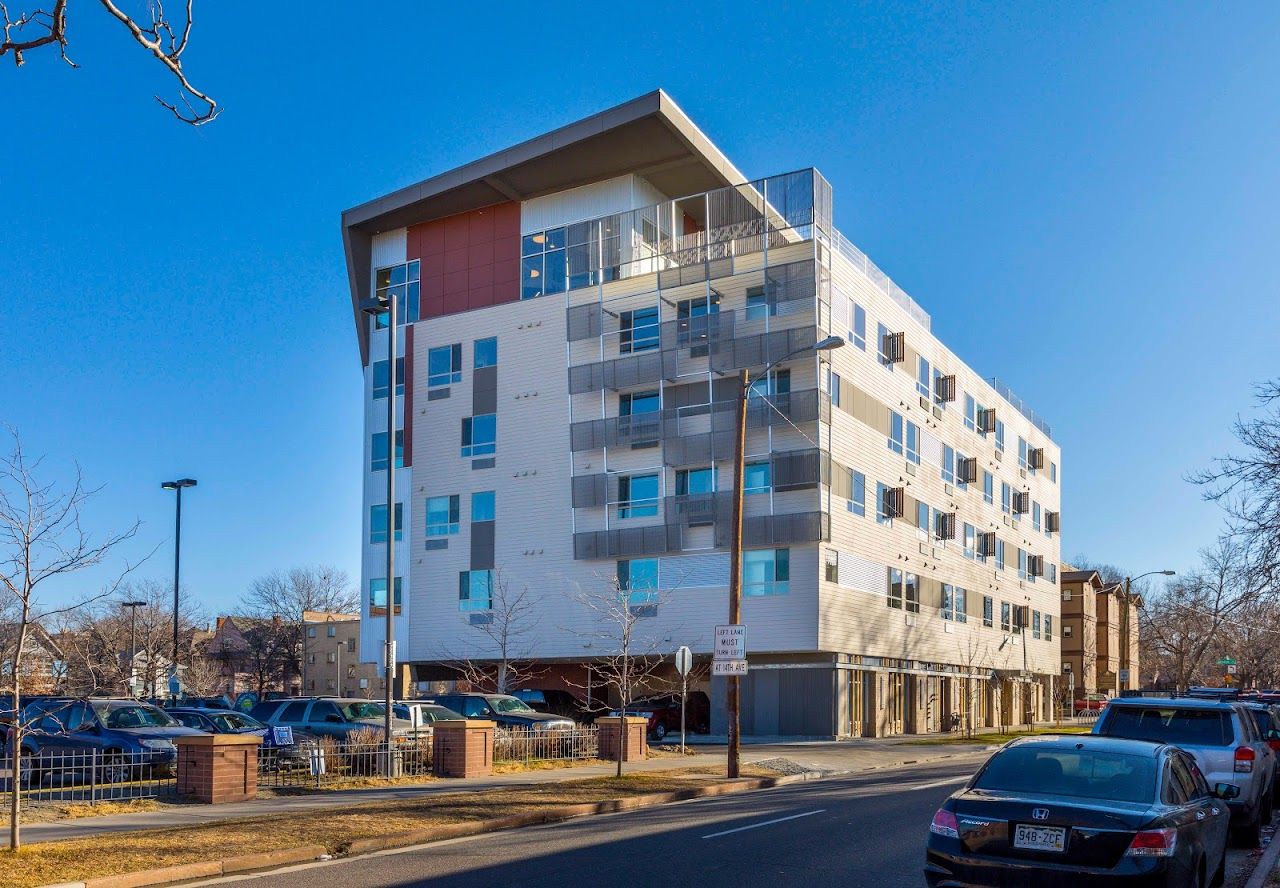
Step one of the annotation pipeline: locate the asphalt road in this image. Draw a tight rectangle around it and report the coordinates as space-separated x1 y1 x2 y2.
198 757 984 888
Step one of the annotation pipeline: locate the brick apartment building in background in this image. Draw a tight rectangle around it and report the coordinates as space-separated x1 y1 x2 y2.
301 612 383 697
1060 567 1141 698
341 90 1064 737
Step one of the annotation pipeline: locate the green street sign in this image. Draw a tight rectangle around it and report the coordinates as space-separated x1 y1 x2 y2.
1217 658 1237 666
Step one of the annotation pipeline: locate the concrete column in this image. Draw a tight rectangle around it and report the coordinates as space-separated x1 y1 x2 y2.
175 734 261 804
432 719 495 778
597 716 648 763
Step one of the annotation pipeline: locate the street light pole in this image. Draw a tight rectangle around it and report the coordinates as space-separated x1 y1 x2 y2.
726 334 844 780
122 600 146 697
161 478 197 700
1121 569 1174 692
361 285 398 777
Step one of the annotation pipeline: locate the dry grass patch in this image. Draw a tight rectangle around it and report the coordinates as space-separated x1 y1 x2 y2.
904 726 1091 746
0 772 738 888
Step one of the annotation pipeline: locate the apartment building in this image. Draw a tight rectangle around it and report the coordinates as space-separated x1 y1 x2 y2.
341 91 1063 737
301 612 382 698
1060 568 1142 697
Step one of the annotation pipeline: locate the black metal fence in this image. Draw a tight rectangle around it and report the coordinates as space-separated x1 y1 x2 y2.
1 748 177 807
256 734 433 789
493 727 599 765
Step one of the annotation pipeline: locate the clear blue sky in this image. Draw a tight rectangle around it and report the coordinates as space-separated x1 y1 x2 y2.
3 2 1277 616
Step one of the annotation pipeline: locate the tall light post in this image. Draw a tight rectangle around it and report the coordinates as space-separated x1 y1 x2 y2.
161 478 197 700
122 600 147 697
727 334 844 778
360 285 398 777
1121 569 1174 691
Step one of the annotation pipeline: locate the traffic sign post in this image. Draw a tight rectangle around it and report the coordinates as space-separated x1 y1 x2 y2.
674 646 692 754
714 625 746 661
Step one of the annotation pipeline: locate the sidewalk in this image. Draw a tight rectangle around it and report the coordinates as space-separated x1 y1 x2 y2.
16 737 994 845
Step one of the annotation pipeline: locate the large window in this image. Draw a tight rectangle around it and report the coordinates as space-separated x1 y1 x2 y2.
963 522 975 559
889 411 905 455
888 569 919 612
521 227 568 299
745 286 774 321
851 303 867 350
369 503 403 544
471 490 495 522
876 322 892 367
1001 482 1012 514
983 471 994 505
917 356 931 399
876 482 891 524
618 558 659 605
617 474 659 518
849 469 866 517
1032 610 1042 639
983 595 994 628
942 445 955 484
370 430 403 472
1018 436 1029 471
744 461 771 495
369 577 402 611
1044 615 1053 641
743 548 789 596
941 585 967 623
995 420 1006 452
428 344 462 387
1000 601 1011 632
619 306 660 353
458 570 493 611
676 467 715 496
1032 502 1042 533
426 495 460 536
619 390 660 416
995 538 1006 570
373 260 420 328
372 358 404 400
906 420 920 465
461 414 496 457
474 337 498 369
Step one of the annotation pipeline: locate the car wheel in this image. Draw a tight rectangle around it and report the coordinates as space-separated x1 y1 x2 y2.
653 723 667 741
1232 806 1263 848
99 751 130 785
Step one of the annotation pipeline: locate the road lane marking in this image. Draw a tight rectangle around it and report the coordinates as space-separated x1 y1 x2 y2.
897 776 969 792
701 809 826 839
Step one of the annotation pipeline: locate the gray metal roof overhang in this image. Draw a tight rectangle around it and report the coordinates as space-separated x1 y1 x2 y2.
342 89 746 363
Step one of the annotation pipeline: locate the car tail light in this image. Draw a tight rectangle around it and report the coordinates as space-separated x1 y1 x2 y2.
929 808 960 838
1126 828 1177 857
1268 740 1280 753
1235 746 1256 773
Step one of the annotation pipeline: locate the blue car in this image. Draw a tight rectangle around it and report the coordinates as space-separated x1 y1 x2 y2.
14 697 205 783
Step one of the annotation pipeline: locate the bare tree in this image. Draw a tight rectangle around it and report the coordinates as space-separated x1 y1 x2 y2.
955 634 990 739
1 0 218 123
240 566 355 686
439 570 542 694
0 429 143 850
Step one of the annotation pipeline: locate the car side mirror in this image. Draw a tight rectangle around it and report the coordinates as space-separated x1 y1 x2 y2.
1214 782 1241 800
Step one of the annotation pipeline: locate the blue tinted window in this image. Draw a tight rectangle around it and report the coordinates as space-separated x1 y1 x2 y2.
472 491 495 522
474 337 497 369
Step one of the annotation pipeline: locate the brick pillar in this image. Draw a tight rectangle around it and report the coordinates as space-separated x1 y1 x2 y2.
432 719 495 778
175 734 261 804
596 717 648 763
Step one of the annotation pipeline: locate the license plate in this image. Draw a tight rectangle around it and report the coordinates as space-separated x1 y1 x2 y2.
1013 823 1066 852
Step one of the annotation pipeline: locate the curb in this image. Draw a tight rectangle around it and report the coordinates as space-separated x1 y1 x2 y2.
36 773 824 888
1245 833 1280 888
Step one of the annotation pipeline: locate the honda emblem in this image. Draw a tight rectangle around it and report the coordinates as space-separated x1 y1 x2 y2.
1031 808 1050 821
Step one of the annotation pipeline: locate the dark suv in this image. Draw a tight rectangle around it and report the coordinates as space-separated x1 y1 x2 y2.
429 693 575 731
249 697 412 740
12 697 204 781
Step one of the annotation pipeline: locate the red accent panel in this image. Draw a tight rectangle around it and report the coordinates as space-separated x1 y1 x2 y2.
408 202 521 319
402 324 414 469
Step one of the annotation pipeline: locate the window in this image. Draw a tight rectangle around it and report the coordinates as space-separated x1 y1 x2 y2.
1001 482 1012 514
1018 437 1029 471
1044 615 1053 641
851 303 866 350
888 568 903 609
876 482 891 524
744 461 771 495
428 344 462 387
824 549 839 583
828 370 842 408
983 596 994 628
618 558 659 605
474 337 498 368
745 286 774 321
521 227 567 299
1064 624 1072 638
1050 461 1058 483
889 569 919 612
370 430 403 472
1018 548 1028 581
744 548 789 596
963 523 975 559
849 470 866 517
942 445 955 484
426 495 460 536
1032 502 1042 533
1032 610 1042 639
369 503 403 544
995 420 1006 452
876 322 892 367
675 293 720 350
619 306 660 353
327 625 337 638
472 491 496 522
1047 563 1058 583
749 369 790 399
617 474 659 518
942 585 968 623
369 577 402 611
933 368 949 408
373 260 420 328
307 626 317 638
983 471 994 505
676 467 715 496
906 421 920 464
889 412 904 455
461 414 496 457
917 357 931 399
916 500 931 539
964 394 976 431
458 570 493 611
1062 588 1072 602
995 538 1006 570
619 390 660 416
372 358 404 400
1000 601 1011 632
905 572 920 613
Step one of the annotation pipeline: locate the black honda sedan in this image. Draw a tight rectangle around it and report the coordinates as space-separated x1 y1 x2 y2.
926 735 1236 887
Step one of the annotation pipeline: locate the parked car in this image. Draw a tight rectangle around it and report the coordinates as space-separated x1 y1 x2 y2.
12 697 204 782
166 707 316 768
925 735 1234 887
164 696 232 711
248 697 413 741
1072 692 1109 716
1239 701 1280 795
512 689 607 723
426 693 574 731
1094 695 1276 845
610 692 711 740
392 701 464 731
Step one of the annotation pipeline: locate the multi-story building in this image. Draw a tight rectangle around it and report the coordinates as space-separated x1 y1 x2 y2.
301 612 382 698
1060 567 1142 697
341 91 1063 737
1060 568 1103 697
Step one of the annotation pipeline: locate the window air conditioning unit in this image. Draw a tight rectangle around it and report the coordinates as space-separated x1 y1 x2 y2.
977 408 997 434
935 374 957 403
882 331 906 364
958 456 978 484
1046 511 1061 533
935 512 957 541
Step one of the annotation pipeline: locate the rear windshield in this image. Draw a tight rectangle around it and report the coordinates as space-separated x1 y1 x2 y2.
94 703 176 729
1099 706 1232 746
974 747 1157 803
1248 709 1273 734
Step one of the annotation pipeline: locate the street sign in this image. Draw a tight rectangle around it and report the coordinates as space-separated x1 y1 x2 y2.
1218 658 1237 666
714 625 746 660
712 660 748 676
674 646 693 677
1227 664 1238 675
1119 669 1130 684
